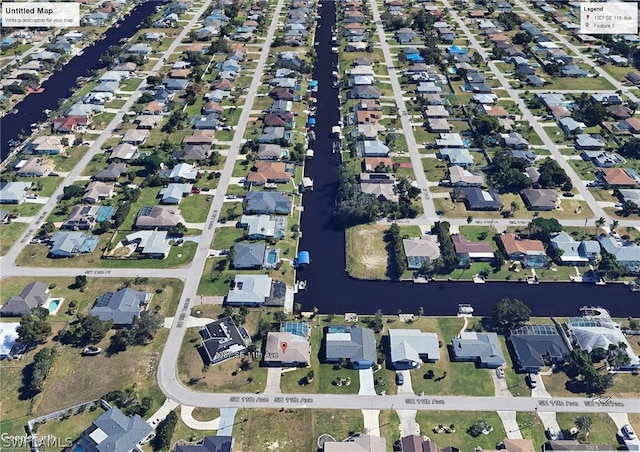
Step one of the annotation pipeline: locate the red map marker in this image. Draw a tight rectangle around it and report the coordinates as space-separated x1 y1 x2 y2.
280 342 288 354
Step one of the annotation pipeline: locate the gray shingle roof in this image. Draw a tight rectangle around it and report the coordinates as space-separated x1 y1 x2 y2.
90 288 148 325
78 406 152 452
325 326 376 363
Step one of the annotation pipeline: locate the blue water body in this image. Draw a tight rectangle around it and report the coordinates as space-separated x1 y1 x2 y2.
1 0 166 161
294 1 639 317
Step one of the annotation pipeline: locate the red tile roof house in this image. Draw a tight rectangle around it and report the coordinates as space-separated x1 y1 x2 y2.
451 234 495 263
246 161 292 185
498 233 548 267
53 116 88 133
599 168 638 187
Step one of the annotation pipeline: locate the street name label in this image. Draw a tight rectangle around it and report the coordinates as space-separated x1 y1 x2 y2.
580 3 637 34
2 3 80 27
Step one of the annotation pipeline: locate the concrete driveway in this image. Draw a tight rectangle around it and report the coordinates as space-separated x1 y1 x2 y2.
358 368 376 395
396 370 414 395
265 367 283 394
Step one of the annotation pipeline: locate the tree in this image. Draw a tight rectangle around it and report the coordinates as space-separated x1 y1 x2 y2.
39 221 54 236
168 223 187 237
595 217 606 236
472 114 500 135
75 275 88 290
28 348 56 394
528 217 563 241
620 137 640 159
17 307 51 344
466 215 473 224
62 185 84 200
574 415 592 436
153 410 178 451
131 311 164 345
608 342 631 369
590 347 608 363
610 220 619 233
493 298 531 330
467 420 489 438
59 315 113 346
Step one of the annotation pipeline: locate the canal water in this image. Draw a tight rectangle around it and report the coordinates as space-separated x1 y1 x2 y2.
295 0 638 316
1 0 165 161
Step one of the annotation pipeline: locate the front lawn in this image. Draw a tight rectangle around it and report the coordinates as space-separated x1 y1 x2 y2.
180 194 213 223
211 227 244 250
0 222 27 255
415 411 507 451
555 413 619 448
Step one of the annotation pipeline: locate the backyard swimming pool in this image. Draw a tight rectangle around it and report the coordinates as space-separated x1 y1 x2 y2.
266 248 279 265
45 298 64 315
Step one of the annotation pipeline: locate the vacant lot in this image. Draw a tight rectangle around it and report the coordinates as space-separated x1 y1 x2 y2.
416 411 507 451
345 223 390 280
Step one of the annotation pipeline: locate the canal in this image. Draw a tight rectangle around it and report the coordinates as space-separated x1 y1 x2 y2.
0 0 165 161
295 0 638 317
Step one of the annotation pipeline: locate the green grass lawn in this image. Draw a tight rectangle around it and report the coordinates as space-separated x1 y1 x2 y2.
211 227 244 250
180 194 212 223
516 411 547 448
555 413 619 448
0 222 27 256
33 404 104 446
52 147 88 172
120 77 143 92
544 76 614 91
416 411 507 451
458 226 498 250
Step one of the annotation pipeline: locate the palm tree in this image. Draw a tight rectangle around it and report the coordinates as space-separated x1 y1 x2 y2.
595 217 606 236
510 201 519 214
574 415 592 436
610 220 619 234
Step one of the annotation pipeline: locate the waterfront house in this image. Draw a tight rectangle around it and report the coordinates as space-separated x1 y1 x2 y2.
29 136 66 155
324 325 376 369
356 140 390 157
403 235 441 270
508 324 572 373
451 234 494 264
238 215 282 240
0 282 49 317
499 233 547 267
597 235 640 272
226 274 273 306
451 331 506 368
15 158 54 178
90 288 150 326
388 329 440 370
244 192 292 215
549 232 600 265
199 316 250 365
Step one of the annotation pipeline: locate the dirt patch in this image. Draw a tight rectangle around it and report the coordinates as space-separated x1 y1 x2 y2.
345 224 389 280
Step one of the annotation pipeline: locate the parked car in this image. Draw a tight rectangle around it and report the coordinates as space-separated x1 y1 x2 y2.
526 373 538 388
191 188 201 194
395 372 404 386
622 425 636 440
8 213 19 219
546 427 559 440
496 367 505 379
206 196 212 202
48 172 59 177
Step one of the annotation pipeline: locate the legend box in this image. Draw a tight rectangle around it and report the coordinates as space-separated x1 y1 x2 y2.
580 2 638 35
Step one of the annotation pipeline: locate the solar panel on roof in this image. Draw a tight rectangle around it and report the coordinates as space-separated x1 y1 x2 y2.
138 206 153 217
94 292 113 307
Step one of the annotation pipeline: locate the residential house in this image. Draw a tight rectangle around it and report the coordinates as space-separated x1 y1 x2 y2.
324 436 386 452
500 132 529 149
438 148 474 167
622 117 640 134
264 331 310 367
575 134 605 150
183 130 215 145
521 188 559 211
452 187 502 211
258 127 290 144
0 182 30 204
159 183 192 204
435 133 464 148
226 274 273 306
598 168 638 187
451 331 506 368
388 329 440 369
549 232 600 265
90 288 149 326
82 182 113 204
597 235 640 272
199 316 250 365
427 118 451 133
499 233 548 266
565 314 639 371
61 205 105 230
270 87 296 101
244 192 292 215
324 325 376 369
447 165 483 187
256 144 284 160
109 144 137 161
16 158 54 177
175 144 210 161
507 150 537 166
142 101 165 115
73 407 152 452
350 85 381 99
581 150 624 168
53 116 88 133
0 282 49 317
135 206 180 230
135 115 162 129
122 129 149 145
238 215 282 240
232 243 267 269
29 136 66 155
558 117 586 134
124 230 170 259
246 162 292 185
264 113 294 128
94 163 127 182
356 140 390 157
191 114 219 130
362 157 393 173
626 71 640 85
49 231 99 257
451 234 495 264
508 324 571 373
403 235 441 270
167 163 198 182
128 43 152 55
174 437 234 452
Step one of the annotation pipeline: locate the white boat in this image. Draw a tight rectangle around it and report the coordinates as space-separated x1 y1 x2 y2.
630 282 640 292
458 304 474 314
472 274 486 284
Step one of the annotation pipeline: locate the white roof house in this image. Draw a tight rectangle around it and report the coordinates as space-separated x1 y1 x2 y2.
389 329 440 369
226 275 272 306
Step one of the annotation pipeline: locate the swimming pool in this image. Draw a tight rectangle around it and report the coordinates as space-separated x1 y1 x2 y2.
266 249 278 265
45 298 64 315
